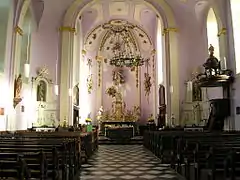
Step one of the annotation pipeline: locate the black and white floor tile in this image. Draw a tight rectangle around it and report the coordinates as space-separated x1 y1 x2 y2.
80 145 185 180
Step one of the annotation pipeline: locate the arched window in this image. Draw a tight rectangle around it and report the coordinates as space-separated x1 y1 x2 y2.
230 0 240 73
206 8 220 59
157 18 163 85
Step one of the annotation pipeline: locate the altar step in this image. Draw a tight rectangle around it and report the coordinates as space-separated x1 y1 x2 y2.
98 135 143 145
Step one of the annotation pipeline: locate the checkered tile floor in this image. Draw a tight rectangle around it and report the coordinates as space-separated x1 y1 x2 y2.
80 145 185 180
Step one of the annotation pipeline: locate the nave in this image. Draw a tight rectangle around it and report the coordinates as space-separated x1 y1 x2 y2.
80 145 185 180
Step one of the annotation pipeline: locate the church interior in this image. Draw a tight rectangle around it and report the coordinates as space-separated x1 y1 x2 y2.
0 0 240 179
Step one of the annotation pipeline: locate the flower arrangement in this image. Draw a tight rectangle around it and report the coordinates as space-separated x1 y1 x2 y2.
148 114 154 122
85 113 92 123
85 117 92 123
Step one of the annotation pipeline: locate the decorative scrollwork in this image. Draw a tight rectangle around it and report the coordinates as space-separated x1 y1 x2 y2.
87 74 93 94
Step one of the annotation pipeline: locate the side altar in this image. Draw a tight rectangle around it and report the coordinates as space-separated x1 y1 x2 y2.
98 85 140 140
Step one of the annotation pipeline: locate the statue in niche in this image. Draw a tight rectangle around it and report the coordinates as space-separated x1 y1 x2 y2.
193 82 202 101
73 85 79 106
112 68 125 86
14 74 22 99
13 74 23 108
37 80 47 102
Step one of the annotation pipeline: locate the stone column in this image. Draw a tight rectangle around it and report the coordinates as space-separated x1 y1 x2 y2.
163 28 180 125
59 27 75 126
219 26 234 130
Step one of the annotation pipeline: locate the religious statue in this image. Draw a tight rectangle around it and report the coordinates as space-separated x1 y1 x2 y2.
106 85 126 121
193 82 202 101
14 74 22 99
73 84 79 106
37 80 47 102
13 74 23 108
112 68 125 86
112 92 126 121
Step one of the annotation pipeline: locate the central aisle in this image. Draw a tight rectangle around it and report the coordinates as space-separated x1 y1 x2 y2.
80 145 185 180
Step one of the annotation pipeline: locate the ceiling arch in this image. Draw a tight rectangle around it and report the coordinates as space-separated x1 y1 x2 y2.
62 0 177 29
84 19 153 54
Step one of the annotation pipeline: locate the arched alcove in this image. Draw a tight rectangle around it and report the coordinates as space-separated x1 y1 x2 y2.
59 0 179 126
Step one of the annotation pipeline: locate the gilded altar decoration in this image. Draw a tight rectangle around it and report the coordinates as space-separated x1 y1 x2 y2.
87 74 93 94
106 86 117 97
105 85 140 122
112 68 125 86
13 74 23 108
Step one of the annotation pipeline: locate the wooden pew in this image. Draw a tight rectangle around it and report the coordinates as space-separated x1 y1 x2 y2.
0 132 83 180
144 130 240 180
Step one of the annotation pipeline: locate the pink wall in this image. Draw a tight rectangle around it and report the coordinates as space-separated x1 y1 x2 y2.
21 0 239 126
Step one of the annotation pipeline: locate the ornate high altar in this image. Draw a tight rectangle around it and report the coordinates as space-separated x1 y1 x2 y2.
101 85 140 122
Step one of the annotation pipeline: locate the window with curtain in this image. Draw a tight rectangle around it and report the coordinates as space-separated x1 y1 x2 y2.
230 0 240 73
206 8 220 59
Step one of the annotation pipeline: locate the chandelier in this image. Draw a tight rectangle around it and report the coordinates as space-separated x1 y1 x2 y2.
109 29 146 67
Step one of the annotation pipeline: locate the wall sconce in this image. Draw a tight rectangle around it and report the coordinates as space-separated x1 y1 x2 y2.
24 63 30 78
54 84 59 96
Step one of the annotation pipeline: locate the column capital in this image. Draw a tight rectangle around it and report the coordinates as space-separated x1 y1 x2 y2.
59 26 76 33
14 26 23 36
162 28 178 36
